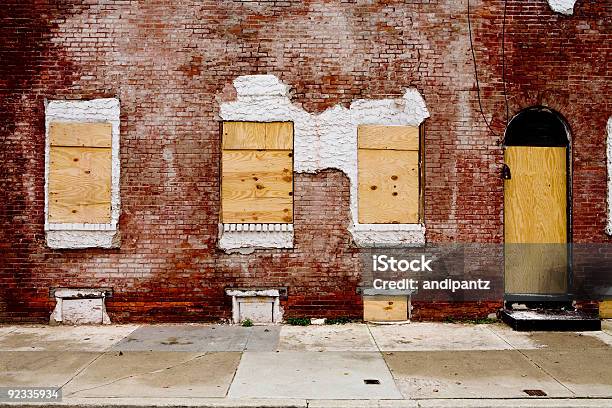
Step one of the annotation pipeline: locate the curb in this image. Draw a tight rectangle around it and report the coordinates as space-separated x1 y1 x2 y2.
1 398 612 408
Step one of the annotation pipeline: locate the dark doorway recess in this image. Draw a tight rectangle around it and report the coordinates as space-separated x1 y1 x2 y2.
504 106 569 147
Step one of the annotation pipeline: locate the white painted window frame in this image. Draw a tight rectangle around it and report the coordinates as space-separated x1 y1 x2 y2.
44 98 121 249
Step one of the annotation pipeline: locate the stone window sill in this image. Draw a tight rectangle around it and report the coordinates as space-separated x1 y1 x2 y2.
350 223 426 247
218 223 294 253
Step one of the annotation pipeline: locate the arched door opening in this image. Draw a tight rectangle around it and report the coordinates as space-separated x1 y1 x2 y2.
503 106 571 302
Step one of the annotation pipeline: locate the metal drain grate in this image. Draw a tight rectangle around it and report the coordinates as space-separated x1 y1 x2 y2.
364 379 380 385
523 389 547 396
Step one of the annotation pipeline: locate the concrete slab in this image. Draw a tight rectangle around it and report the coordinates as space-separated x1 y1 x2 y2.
522 349 612 397
113 324 278 352
0 326 18 338
278 324 377 352
0 325 139 352
245 325 280 351
63 351 240 398
62 397 308 407
61 398 308 408
526 331 611 350
228 352 403 400
369 323 511 351
0 351 100 387
602 319 612 334
383 350 573 399
582 331 612 347
417 399 612 408
486 324 544 349
307 400 418 408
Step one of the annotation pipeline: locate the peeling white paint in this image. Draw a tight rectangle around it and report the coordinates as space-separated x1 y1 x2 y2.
45 98 120 249
220 75 429 249
606 117 612 236
547 0 577 15
225 288 283 324
350 224 426 247
50 288 111 325
218 226 293 254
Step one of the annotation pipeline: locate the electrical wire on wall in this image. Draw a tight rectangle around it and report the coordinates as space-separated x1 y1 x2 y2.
501 0 510 128
467 0 511 142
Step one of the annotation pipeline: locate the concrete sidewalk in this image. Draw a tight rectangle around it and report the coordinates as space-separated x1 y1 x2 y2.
0 322 611 408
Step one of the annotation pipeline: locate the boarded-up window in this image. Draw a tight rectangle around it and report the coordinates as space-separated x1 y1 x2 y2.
48 122 112 223
358 125 421 224
221 121 293 223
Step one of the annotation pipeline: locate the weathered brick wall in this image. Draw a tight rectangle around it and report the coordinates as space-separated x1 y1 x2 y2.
1 1 609 322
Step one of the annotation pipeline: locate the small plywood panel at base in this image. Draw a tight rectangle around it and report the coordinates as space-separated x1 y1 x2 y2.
223 122 293 150
222 150 293 223
363 295 408 322
358 125 419 151
599 301 612 319
504 146 567 294
358 149 419 224
48 146 112 223
49 122 112 148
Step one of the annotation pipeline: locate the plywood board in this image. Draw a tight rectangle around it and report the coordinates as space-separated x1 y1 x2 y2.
363 296 408 322
223 171 292 200
358 125 419 151
223 121 267 150
222 197 293 223
599 301 612 319
49 122 112 148
504 244 568 294
358 149 419 224
222 150 293 223
504 146 567 294
265 122 293 150
48 146 112 223
223 122 293 150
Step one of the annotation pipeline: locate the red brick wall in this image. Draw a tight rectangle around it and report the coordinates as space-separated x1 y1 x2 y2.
1 1 609 322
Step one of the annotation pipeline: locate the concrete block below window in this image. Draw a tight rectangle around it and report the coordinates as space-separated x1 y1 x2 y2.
50 288 111 325
226 289 282 324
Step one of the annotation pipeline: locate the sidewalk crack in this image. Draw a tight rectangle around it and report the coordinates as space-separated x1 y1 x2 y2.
63 352 209 397
485 325 576 397
59 351 107 391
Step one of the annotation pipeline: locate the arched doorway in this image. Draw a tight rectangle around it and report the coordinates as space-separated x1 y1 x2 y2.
503 106 571 301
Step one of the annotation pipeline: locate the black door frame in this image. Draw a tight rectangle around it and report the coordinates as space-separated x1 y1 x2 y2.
503 106 573 303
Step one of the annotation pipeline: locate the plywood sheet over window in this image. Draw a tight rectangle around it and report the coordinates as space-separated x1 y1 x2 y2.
222 121 293 150
48 122 112 223
358 125 420 224
221 122 293 223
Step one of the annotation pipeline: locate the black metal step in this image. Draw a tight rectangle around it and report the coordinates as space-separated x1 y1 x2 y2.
498 308 601 331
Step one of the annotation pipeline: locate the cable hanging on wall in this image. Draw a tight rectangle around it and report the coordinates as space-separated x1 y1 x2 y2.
467 0 511 142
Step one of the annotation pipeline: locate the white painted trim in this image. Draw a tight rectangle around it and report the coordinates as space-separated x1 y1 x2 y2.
50 288 111 325
223 223 293 232
225 288 282 324
220 75 429 247
218 223 293 253
44 98 120 249
606 117 612 236
547 0 577 15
